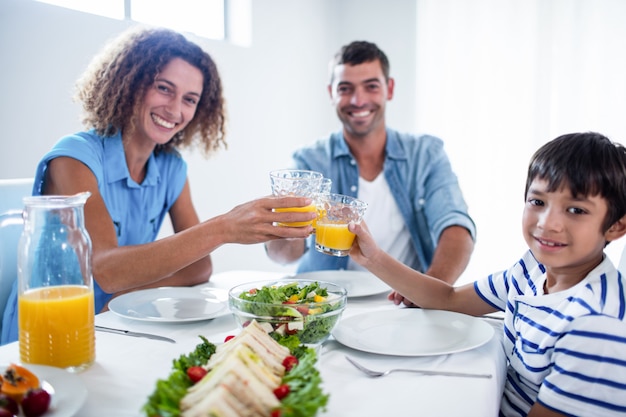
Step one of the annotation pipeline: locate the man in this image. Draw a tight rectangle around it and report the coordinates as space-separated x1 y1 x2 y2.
265 41 475 305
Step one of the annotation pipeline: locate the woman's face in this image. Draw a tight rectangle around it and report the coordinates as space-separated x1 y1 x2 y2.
133 57 203 147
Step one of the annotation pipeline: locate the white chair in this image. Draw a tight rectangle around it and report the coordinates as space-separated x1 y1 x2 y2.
0 178 34 338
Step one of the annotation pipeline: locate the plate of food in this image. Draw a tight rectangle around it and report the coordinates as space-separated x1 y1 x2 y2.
0 363 87 417
109 286 228 322
288 270 391 298
333 308 494 356
142 320 329 417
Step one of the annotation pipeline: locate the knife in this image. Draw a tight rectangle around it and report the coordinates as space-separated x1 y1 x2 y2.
95 325 176 343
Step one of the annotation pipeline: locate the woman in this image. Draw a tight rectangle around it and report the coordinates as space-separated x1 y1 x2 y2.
0 26 314 344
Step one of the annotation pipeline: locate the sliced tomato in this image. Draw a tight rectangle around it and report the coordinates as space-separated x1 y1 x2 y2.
224 335 235 343
282 355 299 372
186 366 207 384
273 384 290 400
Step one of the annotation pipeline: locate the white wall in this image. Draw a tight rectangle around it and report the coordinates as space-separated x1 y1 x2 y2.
3 0 626 281
0 0 418 275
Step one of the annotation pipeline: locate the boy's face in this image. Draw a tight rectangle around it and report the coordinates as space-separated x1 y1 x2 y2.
523 178 612 276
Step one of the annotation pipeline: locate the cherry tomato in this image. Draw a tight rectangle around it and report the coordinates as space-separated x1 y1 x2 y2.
186 366 207 384
270 410 282 417
21 388 51 417
282 355 299 372
296 305 309 315
224 335 235 342
273 384 290 400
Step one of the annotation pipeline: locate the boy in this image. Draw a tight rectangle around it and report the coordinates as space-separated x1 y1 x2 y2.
348 132 626 416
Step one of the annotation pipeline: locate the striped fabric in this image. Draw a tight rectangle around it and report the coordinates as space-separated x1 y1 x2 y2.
475 250 626 416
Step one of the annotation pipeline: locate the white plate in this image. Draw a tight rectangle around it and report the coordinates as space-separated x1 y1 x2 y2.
290 270 391 298
1 364 87 417
333 309 494 356
109 287 228 322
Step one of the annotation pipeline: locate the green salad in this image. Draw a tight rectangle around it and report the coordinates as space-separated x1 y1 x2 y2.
231 281 346 344
142 334 328 417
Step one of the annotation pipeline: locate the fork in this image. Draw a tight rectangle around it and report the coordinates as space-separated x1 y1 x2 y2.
345 356 492 379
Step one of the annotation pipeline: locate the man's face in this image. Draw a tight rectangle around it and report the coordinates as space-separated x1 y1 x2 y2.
328 60 394 139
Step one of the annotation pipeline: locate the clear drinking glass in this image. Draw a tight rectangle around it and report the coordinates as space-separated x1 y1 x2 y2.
270 169 323 227
315 193 368 256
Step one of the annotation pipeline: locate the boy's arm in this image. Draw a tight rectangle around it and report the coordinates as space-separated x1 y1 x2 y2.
527 405 567 417
389 225 474 306
349 222 492 316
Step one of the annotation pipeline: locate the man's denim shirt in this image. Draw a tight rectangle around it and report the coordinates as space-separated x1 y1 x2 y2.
293 128 476 273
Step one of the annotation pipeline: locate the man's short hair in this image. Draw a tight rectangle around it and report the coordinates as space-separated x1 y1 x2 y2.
329 41 390 84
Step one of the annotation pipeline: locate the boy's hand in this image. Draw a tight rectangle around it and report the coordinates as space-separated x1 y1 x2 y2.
388 290 418 307
348 221 378 265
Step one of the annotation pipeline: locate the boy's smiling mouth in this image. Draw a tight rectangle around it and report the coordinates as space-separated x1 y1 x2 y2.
535 236 566 247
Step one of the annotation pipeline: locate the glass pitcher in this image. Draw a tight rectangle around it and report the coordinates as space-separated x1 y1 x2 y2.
17 192 95 372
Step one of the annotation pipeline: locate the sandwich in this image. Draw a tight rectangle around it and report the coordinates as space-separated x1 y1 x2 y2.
180 320 291 417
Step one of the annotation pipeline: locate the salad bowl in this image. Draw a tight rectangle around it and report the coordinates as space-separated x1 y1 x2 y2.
228 280 347 345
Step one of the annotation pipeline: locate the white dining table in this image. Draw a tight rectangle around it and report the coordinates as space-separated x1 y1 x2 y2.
0 270 508 417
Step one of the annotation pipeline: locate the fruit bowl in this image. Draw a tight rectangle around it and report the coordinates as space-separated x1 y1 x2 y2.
228 280 347 345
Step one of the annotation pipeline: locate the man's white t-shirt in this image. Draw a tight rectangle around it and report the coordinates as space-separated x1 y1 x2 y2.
347 173 418 271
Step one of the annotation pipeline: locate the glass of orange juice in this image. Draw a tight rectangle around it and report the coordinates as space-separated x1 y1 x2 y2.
270 169 324 227
17 193 95 372
312 178 332 232
315 193 368 257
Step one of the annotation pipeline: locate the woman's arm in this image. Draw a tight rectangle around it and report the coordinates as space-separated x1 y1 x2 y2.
44 157 315 294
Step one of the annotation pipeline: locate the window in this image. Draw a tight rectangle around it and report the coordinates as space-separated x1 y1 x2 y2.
36 0 229 42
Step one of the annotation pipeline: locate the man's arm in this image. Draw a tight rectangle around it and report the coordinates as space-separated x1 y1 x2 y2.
424 225 474 284
265 238 307 265
389 225 474 305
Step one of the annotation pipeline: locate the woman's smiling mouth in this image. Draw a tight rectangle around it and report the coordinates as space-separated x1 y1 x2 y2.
152 113 176 129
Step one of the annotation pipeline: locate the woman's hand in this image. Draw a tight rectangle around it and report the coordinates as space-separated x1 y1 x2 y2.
219 195 316 245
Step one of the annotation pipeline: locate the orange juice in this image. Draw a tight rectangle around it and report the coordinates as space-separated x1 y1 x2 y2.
19 285 95 371
274 203 316 227
315 221 356 255
312 208 327 231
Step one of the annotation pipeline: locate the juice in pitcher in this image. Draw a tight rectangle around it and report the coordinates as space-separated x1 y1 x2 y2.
19 285 95 371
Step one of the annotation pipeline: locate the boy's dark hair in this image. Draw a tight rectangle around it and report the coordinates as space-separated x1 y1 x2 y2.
329 41 390 84
525 132 626 231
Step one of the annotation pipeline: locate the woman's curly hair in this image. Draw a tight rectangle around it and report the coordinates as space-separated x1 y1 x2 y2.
74 26 226 156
